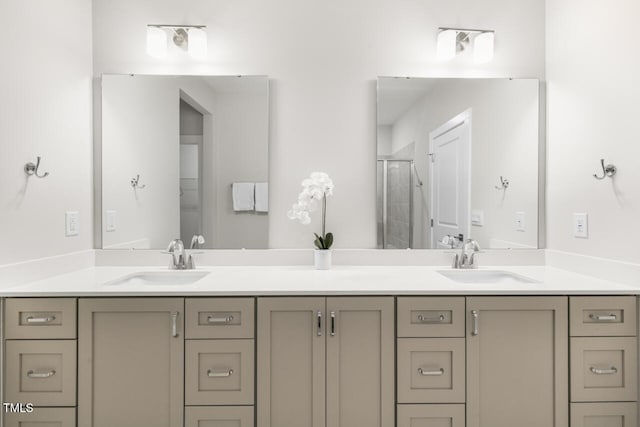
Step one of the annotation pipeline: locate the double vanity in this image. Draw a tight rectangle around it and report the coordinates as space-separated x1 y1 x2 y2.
1 264 638 427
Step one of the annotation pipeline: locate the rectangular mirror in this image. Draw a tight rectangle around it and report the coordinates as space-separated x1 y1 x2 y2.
99 75 269 249
377 77 541 249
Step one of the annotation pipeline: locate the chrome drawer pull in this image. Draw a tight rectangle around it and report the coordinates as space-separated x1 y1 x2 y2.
418 314 446 324
207 315 234 324
27 370 56 379
471 310 479 336
26 316 56 324
418 367 445 376
317 311 323 337
590 366 618 375
589 313 617 322
171 312 179 337
207 369 233 378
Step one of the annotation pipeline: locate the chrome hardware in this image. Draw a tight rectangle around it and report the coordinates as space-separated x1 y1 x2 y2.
453 239 481 269
590 366 618 375
24 156 49 178
26 316 56 324
130 174 146 189
471 310 479 336
442 233 464 249
494 175 510 190
207 369 233 378
164 239 199 270
207 315 233 324
317 311 323 337
418 367 445 376
330 311 336 337
171 312 179 337
589 313 617 322
593 159 617 180
27 370 56 379
190 234 205 249
418 314 446 324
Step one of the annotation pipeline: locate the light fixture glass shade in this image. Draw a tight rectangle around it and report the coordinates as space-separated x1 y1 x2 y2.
436 29 457 61
147 26 167 58
188 27 207 59
474 32 494 64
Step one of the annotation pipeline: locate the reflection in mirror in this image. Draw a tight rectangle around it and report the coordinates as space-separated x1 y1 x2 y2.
377 77 540 250
101 75 269 249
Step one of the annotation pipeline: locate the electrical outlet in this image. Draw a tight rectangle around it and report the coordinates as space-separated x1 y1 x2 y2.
106 210 117 232
574 213 588 238
65 211 79 237
515 212 526 232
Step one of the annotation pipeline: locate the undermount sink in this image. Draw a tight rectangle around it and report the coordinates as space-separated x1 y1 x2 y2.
437 270 540 284
106 271 210 287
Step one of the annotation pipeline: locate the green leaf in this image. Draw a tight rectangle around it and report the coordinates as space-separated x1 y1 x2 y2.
314 237 323 250
324 232 334 249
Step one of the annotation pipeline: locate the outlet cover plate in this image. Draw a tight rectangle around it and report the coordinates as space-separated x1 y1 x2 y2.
65 211 79 237
574 213 588 238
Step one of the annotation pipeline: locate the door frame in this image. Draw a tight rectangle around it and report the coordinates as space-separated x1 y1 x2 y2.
429 109 472 248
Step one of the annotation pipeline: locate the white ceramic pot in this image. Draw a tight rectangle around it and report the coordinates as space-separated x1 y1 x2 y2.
314 249 332 270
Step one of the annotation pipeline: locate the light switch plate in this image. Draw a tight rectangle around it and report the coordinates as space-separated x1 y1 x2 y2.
471 210 484 227
574 213 588 238
515 211 525 232
65 211 79 237
106 210 117 232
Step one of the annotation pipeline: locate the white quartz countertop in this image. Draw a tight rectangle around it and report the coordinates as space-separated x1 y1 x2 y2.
0 265 638 297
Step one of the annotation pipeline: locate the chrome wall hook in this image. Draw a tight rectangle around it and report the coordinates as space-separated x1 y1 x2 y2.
130 174 146 189
494 176 509 190
24 156 49 178
593 159 617 180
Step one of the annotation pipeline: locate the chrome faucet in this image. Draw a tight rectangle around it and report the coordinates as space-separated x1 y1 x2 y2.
166 239 188 269
452 239 481 269
165 236 205 270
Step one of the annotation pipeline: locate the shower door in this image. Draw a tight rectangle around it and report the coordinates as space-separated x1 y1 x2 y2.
377 160 414 249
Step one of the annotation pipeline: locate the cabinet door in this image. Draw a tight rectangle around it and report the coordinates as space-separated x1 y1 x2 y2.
466 297 568 427
326 297 394 427
78 298 184 427
257 297 326 427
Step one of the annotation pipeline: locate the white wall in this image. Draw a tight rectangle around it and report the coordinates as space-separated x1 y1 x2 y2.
389 79 539 249
546 0 640 264
93 0 545 249
0 0 93 264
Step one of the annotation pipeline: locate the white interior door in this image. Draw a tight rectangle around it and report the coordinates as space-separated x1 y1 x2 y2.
430 111 471 248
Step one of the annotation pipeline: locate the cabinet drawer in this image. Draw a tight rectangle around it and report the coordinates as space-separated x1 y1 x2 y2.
5 298 77 339
397 338 465 403
570 337 637 402
398 297 465 338
5 340 77 406
570 297 636 337
186 339 255 405
186 298 255 339
397 404 465 427
570 402 637 427
4 407 76 427
185 406 254 427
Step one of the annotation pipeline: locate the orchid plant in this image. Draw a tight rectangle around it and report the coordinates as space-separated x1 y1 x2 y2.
287 172 334 250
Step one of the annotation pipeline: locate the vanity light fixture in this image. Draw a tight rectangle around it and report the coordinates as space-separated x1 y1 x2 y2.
436 27 495 64
146 25 207 59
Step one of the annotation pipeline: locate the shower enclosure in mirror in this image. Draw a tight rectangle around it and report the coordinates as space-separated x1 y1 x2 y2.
377 77 541 249
98 75 269 249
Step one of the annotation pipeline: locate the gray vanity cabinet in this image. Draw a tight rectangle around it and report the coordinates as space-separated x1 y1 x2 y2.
78 298 185 427
466 297 569 427
257 297 394 427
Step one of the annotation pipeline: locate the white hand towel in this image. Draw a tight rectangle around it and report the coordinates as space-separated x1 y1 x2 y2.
255 182 269 213
232 182 255 211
